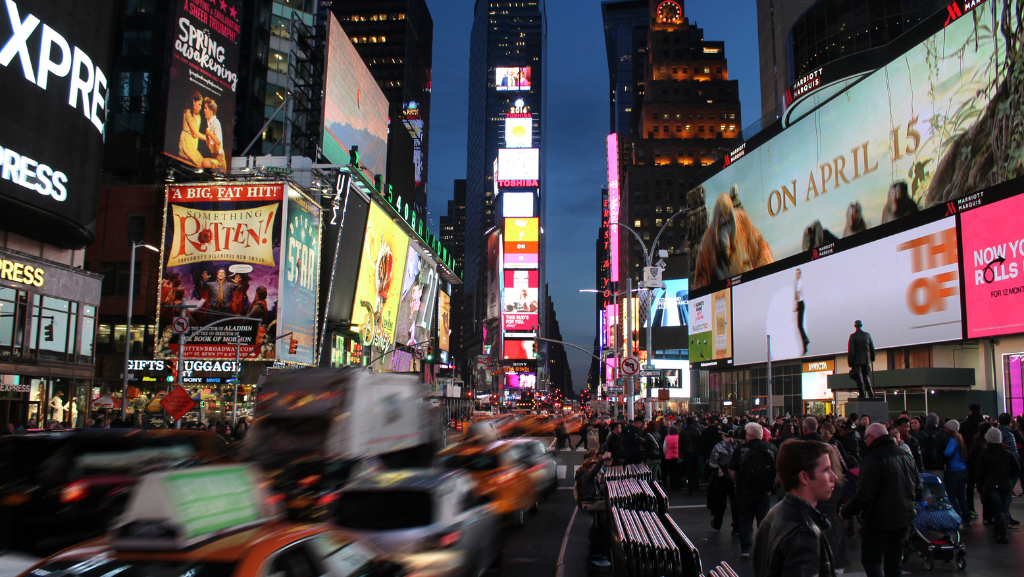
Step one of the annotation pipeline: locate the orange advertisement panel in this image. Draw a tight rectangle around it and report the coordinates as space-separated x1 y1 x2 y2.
351 203 410 359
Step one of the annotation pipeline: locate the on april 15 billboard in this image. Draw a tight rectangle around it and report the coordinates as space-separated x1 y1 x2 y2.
504 270 539 333
158 184 293 361
0 0 118 248
691 0 1024 289
164 0 241 170
731 217 961 365
278 188 321 365
352 203 409 365
961 192 1024 338
323 14 388 181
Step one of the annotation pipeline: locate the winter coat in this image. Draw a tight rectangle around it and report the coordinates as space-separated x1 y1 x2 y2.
679 425 701 454
943 436 967 472
975 443 1021 492
664 434 680 460
841 436 923 530
753 493 836 577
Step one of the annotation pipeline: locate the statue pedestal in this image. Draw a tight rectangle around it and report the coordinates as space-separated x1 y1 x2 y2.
845 398 889 424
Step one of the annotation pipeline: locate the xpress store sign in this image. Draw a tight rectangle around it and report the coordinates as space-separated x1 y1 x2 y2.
0 0 117 248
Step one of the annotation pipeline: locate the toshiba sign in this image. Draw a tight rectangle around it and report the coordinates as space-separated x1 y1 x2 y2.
0 0 118 248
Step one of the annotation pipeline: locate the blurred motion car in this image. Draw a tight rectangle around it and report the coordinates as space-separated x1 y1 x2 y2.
247 368 445 521
504 438 557 498
0 429 232 556
433 439 550 526
332 469 501 577
19 464 404 577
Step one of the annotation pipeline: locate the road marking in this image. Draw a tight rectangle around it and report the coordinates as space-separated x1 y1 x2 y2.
557 465 567 479
573 465 580 477
668 505 705 509
554 503 579 577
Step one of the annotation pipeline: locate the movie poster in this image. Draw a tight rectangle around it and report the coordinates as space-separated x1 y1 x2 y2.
352 204 410 366
278 188 321 365
163 0 241 169
395 244 438 349
157 184 284 360
691 0 1023 289
439 291 451 352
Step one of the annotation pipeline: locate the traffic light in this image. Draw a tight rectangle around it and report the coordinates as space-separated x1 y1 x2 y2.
424 346 434 363
44 322 54 342
349 145 360 166
165 375 174 383
289 338 298 355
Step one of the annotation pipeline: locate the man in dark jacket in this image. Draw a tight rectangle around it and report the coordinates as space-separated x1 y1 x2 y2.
847 320 875 398
753 440 838 577
730 422 777 557
680 416 702 494
605 422 624 463
975 427 1022 544
919 413 948 475
895 417 924 473
622 418 645 464
801 417 824 442
960 404 984 520
836 419 860 463
842 423 923 577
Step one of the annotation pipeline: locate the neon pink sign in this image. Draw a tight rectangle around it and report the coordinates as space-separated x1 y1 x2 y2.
607 134 619 282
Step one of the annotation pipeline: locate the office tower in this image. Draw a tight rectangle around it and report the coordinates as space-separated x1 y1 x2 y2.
466 0 546 395
441 180 467 379
756 0 817 120
602 1 650 138
332 0 433 217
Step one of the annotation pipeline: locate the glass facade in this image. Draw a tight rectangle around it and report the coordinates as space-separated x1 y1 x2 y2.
691 362 807 416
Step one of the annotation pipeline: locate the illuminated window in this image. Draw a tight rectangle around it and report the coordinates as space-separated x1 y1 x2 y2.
634 220 642 227
721 125 726 131
656 219 663 226
675 113 681 120
663 113 669 119
730 113 736 119
704 68 710 73
685 125 691 131
729 125 736 131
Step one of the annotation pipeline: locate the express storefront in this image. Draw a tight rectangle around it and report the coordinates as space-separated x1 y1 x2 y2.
0 248 102 429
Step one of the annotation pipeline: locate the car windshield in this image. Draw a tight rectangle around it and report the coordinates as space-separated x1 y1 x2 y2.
335 490 434 529
434 453 500 471
27 560 235 577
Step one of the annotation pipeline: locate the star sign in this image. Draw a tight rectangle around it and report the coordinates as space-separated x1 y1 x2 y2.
220 0 228 11
230 5 238 19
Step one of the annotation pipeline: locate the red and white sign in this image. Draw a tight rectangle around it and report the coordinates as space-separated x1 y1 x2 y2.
172 317 191 335
620 357 640 376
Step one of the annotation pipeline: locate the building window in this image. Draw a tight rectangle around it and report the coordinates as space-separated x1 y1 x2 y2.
675 125 682 133
634 220 642 227
654 149 660 157
128 216 145 243
653 125 659 133
0 287 27 355
663 125 669 133
31 296 76 362
698 126 704 133
685 124 691 131
269 49 288 74
100 263 142 297
721 125 726 131
717 67 722 73
697 113 704 119
80 305 96 363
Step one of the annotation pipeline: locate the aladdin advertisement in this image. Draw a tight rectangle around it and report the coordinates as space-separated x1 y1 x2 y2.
278 188 322 365
691 0 1024 289
503 270 539 333
163 0 241 169
157 184 286 360
960 193 1024 338
732 217 961 365
352 204 410 369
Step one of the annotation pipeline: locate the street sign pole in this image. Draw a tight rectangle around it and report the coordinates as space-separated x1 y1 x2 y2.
626 277 633 422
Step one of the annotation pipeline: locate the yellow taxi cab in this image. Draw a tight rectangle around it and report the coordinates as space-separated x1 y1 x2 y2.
19 465 402 577
433 439 548 526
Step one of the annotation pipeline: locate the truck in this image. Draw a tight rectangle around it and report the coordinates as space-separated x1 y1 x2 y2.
246 368 445 520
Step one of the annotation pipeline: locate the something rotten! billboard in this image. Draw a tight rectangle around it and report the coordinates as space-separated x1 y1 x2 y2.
157 183 317 363
163 0 241 170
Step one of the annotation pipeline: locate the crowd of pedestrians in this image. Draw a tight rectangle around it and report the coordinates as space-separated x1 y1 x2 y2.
584 405 1024 577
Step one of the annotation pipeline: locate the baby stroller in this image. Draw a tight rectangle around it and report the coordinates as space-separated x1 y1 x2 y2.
903 473 966 571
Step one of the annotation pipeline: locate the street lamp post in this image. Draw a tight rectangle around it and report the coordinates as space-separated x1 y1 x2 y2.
611 208 694 418
579 286 640 419
122 241 159 420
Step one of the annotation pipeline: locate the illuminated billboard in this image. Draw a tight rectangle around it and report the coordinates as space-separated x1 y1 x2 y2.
646 279 688 328
0 0 118 248
505 117 533 148
651 359 691 398
504 218 539 254
688 289 732 366
323 15 389 181
163 0 240 172
439 290 451 352
731 217 961 365
487 230 502 319
502 192 535 217
394 244 438 350
351 203 410 366
504 270 539 333
607 135 620 282
690 0 1024 289
504 339 537 360
278 188 322 365
960 193 1024 338
496 67 532 91
498 149 540 181
158 184 293 361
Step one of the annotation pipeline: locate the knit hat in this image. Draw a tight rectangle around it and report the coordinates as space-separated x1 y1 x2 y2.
985 427 1003 444
926 413 939 427
944 420 960 433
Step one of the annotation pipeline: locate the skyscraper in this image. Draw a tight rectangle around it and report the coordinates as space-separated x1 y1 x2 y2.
602 1 650 138
332 0 433 216
441 180 467 378
466 0 546 396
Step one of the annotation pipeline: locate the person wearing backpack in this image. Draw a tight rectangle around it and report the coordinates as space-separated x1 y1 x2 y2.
729 422 778 558
919 413 948 477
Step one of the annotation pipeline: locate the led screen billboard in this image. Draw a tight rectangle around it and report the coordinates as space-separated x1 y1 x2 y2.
158 184 290 361
651 359 691 397
504 117 533 148
504 270 539 333
352 203 410 365
503 339 537 360
607 134 620 282
646 279 688 328
439 290 451 352
0 0 118 248
502 192 534 217
732 217 961 365
960 192 1024 338
487 230 502 318
688 289 732 365
323 15 389 181
495 67 531 91
163 0 241 172
278 188 321 365
690 0 1023 290
498 149 540 181
504 217 538 254
394 244 438 351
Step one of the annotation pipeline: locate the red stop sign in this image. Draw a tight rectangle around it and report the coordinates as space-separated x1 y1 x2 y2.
160 385 197 421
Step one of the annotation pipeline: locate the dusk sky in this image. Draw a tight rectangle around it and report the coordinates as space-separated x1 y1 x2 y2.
424 0 761 392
